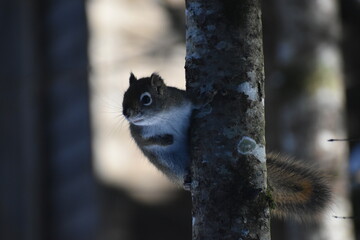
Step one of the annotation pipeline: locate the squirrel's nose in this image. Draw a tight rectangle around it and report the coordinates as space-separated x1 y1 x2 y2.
123 108 136 118
123 108 132 118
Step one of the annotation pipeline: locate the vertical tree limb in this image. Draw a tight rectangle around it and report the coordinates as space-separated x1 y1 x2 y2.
185 1 270 239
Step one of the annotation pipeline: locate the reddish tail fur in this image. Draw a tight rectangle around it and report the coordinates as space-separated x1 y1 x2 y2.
267 153 332 222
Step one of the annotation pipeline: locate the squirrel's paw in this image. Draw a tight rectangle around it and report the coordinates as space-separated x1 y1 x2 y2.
183 174 192 191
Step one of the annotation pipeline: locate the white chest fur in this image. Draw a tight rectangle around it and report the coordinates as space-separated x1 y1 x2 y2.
134 101 194 182
141 102 193 139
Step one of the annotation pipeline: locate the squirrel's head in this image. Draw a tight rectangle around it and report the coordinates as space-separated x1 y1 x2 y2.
122 73 168 125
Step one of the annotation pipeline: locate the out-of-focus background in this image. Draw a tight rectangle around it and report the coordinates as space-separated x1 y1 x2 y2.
1 0 360 240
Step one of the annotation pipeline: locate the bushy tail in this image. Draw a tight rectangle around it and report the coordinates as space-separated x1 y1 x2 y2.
267 153 332 222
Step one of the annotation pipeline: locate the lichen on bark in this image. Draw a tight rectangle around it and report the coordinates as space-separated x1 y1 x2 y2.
185 0 270 239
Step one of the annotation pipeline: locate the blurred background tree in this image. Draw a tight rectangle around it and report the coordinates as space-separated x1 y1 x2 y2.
0 0 98 240
340 1 360 239
262 0 355 239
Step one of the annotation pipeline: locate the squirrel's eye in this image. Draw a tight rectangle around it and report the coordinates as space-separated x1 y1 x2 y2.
140 92 152 106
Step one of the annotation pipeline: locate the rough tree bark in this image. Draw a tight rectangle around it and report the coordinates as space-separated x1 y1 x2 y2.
185 1 270 239
263 0 355 239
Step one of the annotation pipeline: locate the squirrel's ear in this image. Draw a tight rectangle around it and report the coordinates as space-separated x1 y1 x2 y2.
129 72 137 85
150 73 165 94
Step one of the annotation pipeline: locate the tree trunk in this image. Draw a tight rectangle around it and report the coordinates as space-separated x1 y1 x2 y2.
185 1 270 239
263 0 355 239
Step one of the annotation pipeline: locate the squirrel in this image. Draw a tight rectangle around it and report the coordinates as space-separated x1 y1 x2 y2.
122 73 331 222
